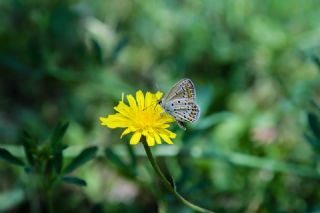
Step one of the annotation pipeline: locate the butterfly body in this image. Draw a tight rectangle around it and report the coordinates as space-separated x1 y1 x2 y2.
158 79 200 130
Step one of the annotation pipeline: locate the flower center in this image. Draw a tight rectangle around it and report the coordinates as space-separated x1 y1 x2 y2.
133 108 158 129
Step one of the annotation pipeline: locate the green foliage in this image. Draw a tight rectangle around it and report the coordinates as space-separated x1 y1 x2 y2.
62 176 87 187
21 131 35 166
63 146 98 174
51 121 69 151
0 148 25 167
0 121 97 212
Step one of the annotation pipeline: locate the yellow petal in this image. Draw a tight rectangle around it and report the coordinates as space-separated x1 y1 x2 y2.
155 91 163 100
147 128 161 144
130 131 141 145
129 126 138 132
127 94 137 110
159 133 174 144
100 114 130 128
154 133 162 144
136 90 145 110
153 123 170 129
145 92 153 108
142 129 148 136
114 102 131 117
160 129 176 138
146 134 155 146
120 128 131 138
161 114 175 122
100 117 108 124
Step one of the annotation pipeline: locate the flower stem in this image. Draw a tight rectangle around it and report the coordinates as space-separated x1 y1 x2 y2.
142 141 214 213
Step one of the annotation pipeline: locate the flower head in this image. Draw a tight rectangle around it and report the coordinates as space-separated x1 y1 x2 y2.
100 90 176 146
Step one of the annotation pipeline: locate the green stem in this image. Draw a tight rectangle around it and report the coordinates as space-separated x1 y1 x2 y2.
142 141 214 213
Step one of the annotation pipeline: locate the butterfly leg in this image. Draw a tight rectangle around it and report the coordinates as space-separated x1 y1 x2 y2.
176 120 186 130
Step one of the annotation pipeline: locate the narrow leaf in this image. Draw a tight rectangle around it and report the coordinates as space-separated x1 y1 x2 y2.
21 131 35 166
52 144 68 155
62 176 87 186
63 146 97 174
51 121 69 149
0 148 25 166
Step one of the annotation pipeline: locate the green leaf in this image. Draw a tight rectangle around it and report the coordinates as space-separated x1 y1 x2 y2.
62 176 87 186
52 144 68 155
307 112 320 139
21 131 35 166
0 148 25 167
51 121 69 150
63 146 97 174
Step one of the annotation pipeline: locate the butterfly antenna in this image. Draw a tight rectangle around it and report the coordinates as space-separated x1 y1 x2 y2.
143 102 159 111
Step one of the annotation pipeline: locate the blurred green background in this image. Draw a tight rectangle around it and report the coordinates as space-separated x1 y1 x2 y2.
1 0 320 212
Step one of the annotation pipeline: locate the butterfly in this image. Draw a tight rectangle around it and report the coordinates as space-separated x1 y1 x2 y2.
158 78 200 130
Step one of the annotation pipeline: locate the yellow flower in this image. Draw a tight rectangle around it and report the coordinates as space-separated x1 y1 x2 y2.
100 90 176 146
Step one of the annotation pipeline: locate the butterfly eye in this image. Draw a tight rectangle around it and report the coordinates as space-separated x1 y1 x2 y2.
158 100 162 105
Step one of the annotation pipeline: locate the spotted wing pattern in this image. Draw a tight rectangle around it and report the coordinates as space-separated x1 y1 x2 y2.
162 79 196 102
165 99 200 122
159 79 200 129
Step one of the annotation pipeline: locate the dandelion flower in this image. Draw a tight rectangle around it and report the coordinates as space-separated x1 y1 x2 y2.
100 90 176 146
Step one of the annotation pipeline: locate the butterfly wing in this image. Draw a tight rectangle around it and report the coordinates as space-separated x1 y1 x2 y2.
163 98 200 123
160 79 199 130
162 79 196 102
